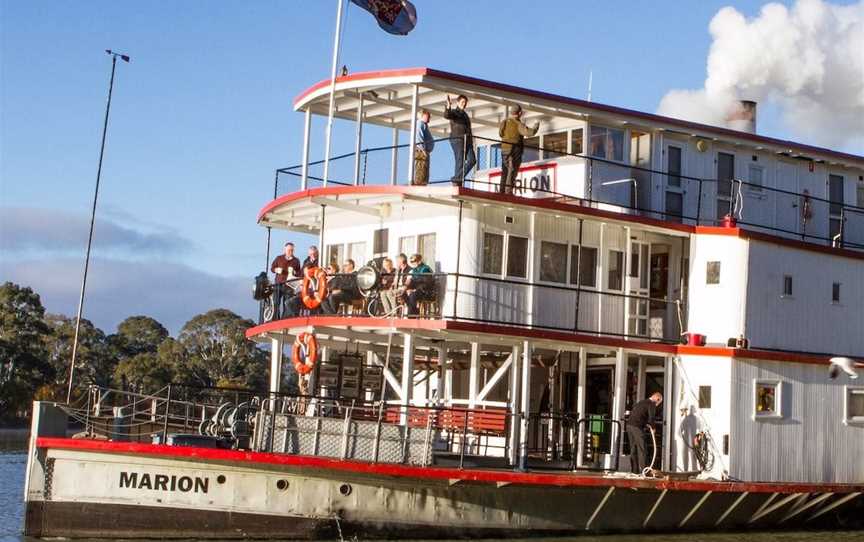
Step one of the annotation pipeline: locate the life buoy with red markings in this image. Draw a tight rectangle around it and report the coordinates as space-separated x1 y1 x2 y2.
292 332 318 375
301 266 328 309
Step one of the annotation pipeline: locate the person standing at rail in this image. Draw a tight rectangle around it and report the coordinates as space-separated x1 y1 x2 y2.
627 392 662 475
498 105 539 194
270 242 302 318
413 109 435 186
444 94 475 184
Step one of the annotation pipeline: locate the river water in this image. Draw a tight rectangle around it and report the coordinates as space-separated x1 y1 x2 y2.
1 450 861 542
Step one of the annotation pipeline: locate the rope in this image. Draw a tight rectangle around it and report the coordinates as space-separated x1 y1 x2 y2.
641 425 658 478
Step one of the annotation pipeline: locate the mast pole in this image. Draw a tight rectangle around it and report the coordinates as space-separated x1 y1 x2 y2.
321 0 346 187
67 51 127 403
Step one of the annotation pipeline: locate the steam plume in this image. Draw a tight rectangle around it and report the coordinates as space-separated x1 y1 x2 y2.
657 0 864 150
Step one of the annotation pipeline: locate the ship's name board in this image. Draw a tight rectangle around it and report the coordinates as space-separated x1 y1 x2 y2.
512 173 551 195
119 471 209 493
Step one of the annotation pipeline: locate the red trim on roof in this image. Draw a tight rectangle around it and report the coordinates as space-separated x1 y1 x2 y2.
695 226 864 262
246 317 860 366
36 437 864 494
292 68 864 165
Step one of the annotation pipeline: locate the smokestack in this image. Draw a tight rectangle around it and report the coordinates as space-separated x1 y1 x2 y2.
725 100 757 134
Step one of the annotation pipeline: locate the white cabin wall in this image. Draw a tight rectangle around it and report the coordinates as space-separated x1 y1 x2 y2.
686 235 749 344
729 358 864 483
745 240 864 356
672 355 731 479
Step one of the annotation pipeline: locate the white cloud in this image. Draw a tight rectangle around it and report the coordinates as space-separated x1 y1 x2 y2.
658 0 864 150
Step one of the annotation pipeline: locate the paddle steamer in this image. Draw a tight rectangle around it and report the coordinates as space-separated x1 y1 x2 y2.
24 67 864 538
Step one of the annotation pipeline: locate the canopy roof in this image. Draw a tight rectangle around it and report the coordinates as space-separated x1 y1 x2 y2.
293 67 864 167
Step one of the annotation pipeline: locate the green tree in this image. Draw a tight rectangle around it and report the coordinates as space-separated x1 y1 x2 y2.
0 282 52 422
44 314 115 395
110 315 172 393
174 309 267 390
109 315 169 358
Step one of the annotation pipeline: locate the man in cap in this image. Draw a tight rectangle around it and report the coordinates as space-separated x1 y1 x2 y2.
498 104 539 194
444 94 475 184
413 109 435 185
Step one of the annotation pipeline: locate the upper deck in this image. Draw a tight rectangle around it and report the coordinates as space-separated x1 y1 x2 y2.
272 67 864 250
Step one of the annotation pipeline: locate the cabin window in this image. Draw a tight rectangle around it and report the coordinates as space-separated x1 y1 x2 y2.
347 242 366 265
571 128 584 154
748 164 764 191
399 235 414 256
373 229 389 256
845 387 864 424
831 282 841 304
782 275 793 297
698 386 712 409
706 261 721 285
506 236 529 279
607 250 624 291
490 143 502 169
327 244 343 267
418 233 436 266
589 125 624 162
523 136 540 163
482 232 504 275
857 182 864 208
542 131 568 159
754 380 782 419
539 241 568 283
570 246 597 288
667 145 682 187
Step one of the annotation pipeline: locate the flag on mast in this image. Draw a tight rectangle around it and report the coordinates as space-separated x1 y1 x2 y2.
350 0 417 35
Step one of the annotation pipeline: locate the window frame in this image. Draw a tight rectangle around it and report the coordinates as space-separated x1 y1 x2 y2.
753 379 783 420
505 235 529 279
747 164 764 192
481 229 530 282
606 249 624 292
782 275 793 298
706 261 721 285
538 240 569 284
832 282 841 304
844 386 864 425
588 124 626 162
481 231 505 277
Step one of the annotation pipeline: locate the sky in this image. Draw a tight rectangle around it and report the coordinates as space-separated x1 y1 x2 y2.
2 0 862 334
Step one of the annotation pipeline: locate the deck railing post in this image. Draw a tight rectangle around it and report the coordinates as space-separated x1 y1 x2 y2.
459 409 469 469
162 384 172 444
696 178 704 225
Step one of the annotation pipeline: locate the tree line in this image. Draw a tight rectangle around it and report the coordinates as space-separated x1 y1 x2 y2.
0 281 271 425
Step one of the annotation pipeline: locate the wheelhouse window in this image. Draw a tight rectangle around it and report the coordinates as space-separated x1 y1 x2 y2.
490 143 502 169
570 246 597 288
845 387 864 424
539 241 568 283
607 250 624 291
571 128 584 155
589 125 624 162
748 164 764 191
482 232 504 275
754 380 782 419
506 236 529 279
523 136 540 163
542 131 568 159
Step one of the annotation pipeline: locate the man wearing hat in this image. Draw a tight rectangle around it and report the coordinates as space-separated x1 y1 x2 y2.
498 104 540 194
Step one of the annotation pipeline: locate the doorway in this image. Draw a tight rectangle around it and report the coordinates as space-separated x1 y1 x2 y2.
717 152 735 222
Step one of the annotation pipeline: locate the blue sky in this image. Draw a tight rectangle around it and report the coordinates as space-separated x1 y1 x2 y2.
2 0 861 333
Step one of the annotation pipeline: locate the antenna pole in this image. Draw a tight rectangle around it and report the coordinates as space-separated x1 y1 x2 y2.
587 70 593 102
67 51 128 403
321 0 346 187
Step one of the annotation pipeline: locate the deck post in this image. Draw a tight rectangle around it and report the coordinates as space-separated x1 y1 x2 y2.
300 108 312 190
610 347 627 471
269 336 283 407
597 223 605 333
407 84 419 183
390 127 399 185
353 93 364 185
623 226 632 338
400 333 415 425
519 340 532 470
508 343 521 467
575 346 587 468
437 344 447 406
468 342 480 409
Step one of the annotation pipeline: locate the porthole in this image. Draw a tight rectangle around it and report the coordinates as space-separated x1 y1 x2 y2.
339 483 352 496
276 479 289 491
216 475 226 484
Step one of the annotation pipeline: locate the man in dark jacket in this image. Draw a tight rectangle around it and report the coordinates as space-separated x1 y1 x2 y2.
302 245 320 269
444 94 475 184
627 392 662 475
498 104 539 194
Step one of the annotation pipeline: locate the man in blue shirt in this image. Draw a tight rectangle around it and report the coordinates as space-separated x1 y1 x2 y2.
413 109 435 185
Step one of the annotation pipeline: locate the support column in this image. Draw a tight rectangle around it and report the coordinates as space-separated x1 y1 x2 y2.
508 343 521 467
519 340 532 470
597 223 606 333
407 84 419 183
352 93 364 186
468 342 480 409
400 333 415 425
437 344 447 406
624 226 632 338
300 108 312 190
575 346 587 468
390 128 399 185
269 336 284 398
610 347 627 471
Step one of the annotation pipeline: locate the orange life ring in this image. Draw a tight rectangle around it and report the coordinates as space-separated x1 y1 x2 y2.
292 332 318 375
301 266 328 309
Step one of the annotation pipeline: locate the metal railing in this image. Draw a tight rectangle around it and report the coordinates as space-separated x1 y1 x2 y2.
272 135 864 250
259 271 685 343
